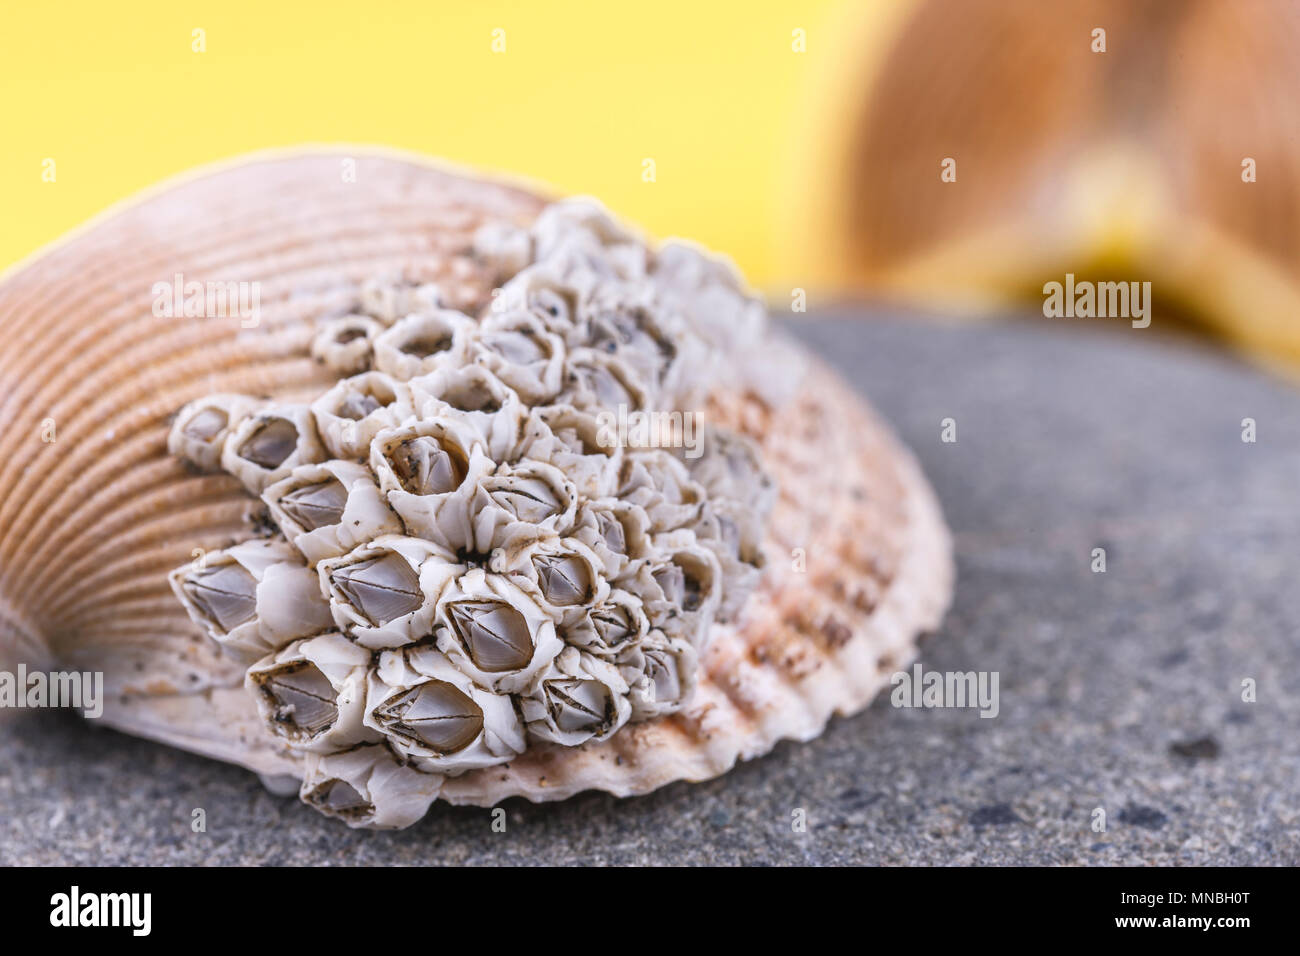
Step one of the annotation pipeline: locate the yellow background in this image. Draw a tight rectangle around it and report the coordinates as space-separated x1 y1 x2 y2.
0 0 847 290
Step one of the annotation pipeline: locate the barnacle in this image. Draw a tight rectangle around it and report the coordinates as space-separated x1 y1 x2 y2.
169 539 333 663
157 194 791 823
246 633 375 752
373 309 474 380
169 393 263 472
299 743 444 829
262 460 402 566
221 405 327 493
367 643 525 772
312 315 384 375
312 371 411 459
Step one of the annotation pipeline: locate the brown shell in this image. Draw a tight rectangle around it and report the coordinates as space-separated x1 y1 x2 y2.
0 149 951 804
792 0 1300 374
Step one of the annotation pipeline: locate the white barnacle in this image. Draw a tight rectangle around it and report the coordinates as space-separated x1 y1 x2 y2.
262 460 402 566
468 458 578 554
408 364 524 462
168 393 262 472
493 265 589 343
372 309 475 381
434 568 561 694
616 450 706 534
619 545 721 646
620 630 698 719
502 536 608 627
357 277 445 326
557 347 650 415
520 645 631 747
561 588 649 657
472 220 533 279
651 239 746 307
531 199 640 263
571 499 649 578
299 744 443 829
692 503 765 622
369 419 492 552
515 406 621 499
311 314 383 376
365 643 525 773
168 538 333 663
318 534 462 650
245 632 376 753
687 427 775 514
579 282 681 388
471 310 567 404
311 371 412 460
220 404 327 494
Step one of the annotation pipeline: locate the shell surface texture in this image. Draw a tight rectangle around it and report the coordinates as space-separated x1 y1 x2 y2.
0 150 952 828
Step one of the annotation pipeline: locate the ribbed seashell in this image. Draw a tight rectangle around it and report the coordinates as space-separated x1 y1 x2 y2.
795 0 1300 373
0 150 950 816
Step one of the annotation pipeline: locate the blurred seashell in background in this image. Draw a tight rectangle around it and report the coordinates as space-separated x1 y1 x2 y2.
789 0 1300 373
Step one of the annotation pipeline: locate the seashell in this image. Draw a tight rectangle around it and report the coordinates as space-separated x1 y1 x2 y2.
311 315 384 376
794 0 1300 372
0 150 951 825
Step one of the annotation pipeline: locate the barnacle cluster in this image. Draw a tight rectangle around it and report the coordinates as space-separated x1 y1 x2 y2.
166 200 776 827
